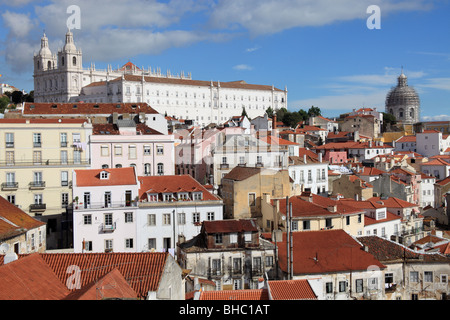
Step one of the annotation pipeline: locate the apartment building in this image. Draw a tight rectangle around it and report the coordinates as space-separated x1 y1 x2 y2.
0 118 92 249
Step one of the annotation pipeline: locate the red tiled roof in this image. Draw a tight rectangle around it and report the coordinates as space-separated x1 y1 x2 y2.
0 118 89 124
199 289 269 300
395 135 416 143
138 175 219 200
259 135 300 146
23 102 159 115
0 196 45 240
0 253 69 300
356 167 386 176
368 197 417 208
75 167 137 187
63 268 138 300
421 158 450 166
222 166 262 181
276 230 386 274
435 176 450 186
38 252 169 299
92 123 163 135
363 211 402 226
268 279 317 300
202 219 258 234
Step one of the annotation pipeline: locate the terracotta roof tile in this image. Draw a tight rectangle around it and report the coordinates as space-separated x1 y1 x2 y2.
222 166 262 181
0 253 69 300
38 252 169 299
23 102 159 115
75 167 137 187
368 197 417 208
202 219 258 234
276 230 386 274
138 175 219 201
0 196 45 240
268 279 317 300
199 289 269 300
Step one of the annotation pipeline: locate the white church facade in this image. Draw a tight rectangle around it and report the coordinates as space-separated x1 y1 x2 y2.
33 31 288 126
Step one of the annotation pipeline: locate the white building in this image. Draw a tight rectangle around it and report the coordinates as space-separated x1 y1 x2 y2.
416 130 445 158
288 154 329 195
137 175 224 254
33 31 287 127
420 173 436 208
72 167 140 253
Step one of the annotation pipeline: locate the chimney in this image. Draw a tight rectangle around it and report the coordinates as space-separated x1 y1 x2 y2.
319 153 322 163
303 154 307 164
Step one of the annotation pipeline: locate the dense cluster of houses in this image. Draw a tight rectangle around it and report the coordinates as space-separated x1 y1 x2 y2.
0 103 449 300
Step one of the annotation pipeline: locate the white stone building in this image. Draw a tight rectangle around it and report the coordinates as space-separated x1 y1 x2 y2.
33 31 287 127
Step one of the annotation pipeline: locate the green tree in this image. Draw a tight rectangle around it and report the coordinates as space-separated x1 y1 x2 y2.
11 90 23 104
265 107 274 118
0 96 11 113
307 106 321 118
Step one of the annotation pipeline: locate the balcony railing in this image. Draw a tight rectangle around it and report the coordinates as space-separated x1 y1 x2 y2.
29 181 46 189
220 163 229 169
0 159 90 167
29 204 46 212
100 222 116 233
74 201 138 210
1 182 18 190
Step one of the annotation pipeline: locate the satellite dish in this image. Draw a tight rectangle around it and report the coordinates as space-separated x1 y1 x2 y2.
0 243 10 254
4 252 18 265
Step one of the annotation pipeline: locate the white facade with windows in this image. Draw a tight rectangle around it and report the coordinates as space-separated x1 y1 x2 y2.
33 31 287 127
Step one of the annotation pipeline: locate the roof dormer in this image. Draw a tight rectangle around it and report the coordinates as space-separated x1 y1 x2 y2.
100 170 110 180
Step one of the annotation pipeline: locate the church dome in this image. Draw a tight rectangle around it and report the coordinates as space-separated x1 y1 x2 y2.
39 33 52 57
63 30 77 52
385 70 420 124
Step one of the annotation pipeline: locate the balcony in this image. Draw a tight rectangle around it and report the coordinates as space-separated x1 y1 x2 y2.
100 222 116 233
1 182 18 191
0 159 90 167
29 204 46 212
33 142 42 148
220 163 229 169
73 201 138 210
29 181 46 190
255 162 264 168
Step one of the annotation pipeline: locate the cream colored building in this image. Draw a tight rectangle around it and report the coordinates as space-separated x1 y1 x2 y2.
0 118 92 249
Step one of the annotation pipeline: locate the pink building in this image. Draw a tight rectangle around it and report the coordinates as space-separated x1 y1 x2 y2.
90 122 175 176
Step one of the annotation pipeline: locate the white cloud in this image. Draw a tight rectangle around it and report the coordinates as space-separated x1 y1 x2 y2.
233 64 253 71
422 115 450 121
2 11 36 38
418 78 450 91
208 0 430 36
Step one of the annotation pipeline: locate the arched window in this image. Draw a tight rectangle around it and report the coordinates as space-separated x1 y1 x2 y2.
157 163 164 175
61 57 65 66
47 61 52 69
73 56 77 66
115 164 122 168
399 108 404 118
410 108 415 118
144 163 151 176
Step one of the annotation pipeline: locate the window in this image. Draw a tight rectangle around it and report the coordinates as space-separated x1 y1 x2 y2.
157 163 164 175
244 232 252 242
339 281 347 292
230 233 237 243
144 145 151 155
157 145 164 155
424 271 433 282
72 56 77 66
125 238 134 249
212 259 221 275
325 282 333 294
105 239 113 251
128 145 137 159
124 212 133 223
6 151 14 165
265 255 274 267
248 193 256 207
33 151 42 164
83 214 92 225
148 238 156 250
83 192 91 209
104 213 113 227
178 212 186 225
101 145 109 156
346 215 350 226
61 193 69 208
73 150 81 164
61 171 69 186
410 271 419 283
385 273 394 286
148 214 156 226
33 133 41 147
163 213 171 225
61 150 68 164
215 233 222 244
5 133 14 148
303 220 310 230
34 194 43 205
192 192 202 201
100 171 109 179
358 214 362 223
192 212 200 224
6 172 15 188
356 279 363 293
104 192 111 207
72 133 81 143
368 277 378 290
144 163 151 176
7 195 15 205
207 212 215 221
114 145 122 156
440 274 448 284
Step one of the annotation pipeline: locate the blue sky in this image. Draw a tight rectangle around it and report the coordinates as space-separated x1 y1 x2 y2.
1 0 449 120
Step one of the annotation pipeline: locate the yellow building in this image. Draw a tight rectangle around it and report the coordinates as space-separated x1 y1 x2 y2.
0 118 92 249
261 193 365 237
221 166 295 228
